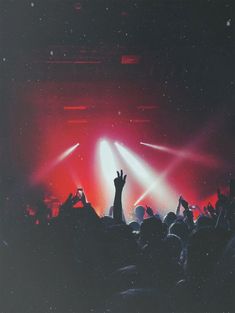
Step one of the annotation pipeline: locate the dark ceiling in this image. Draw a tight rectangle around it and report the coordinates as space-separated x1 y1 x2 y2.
0 0 234 202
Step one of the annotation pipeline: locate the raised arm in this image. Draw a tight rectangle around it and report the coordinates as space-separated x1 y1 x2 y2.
113 170 127 223
181 197 194 230
176 196 182 216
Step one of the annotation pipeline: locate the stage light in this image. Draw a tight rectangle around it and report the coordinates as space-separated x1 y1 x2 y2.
57 143 79 162
121 55 141 64
140 142 220 167
136 138 222 205
99 140 119 211
140 142 169 152
99 140 117 179
115 142 155 185
137 114 225 207
31 143 80 184
115 142 177 210
63 106 88 110
135 141 202 206
134 180 160 206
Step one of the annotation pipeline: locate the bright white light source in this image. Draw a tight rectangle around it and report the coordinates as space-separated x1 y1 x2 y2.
57 143 79 162
137 140 221 205
134 180 159 206
99 140 119 210
115 142 177 210
140 142 188 156
115 142 155 185
140 141 219 167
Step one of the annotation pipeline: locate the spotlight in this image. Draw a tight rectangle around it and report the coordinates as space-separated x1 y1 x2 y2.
57 143 79 162
99 140 119 211
140 142 168 152
115 142 155 185
134 180 159 206
136 140 221 205
99 140 117 179
140 142 220 167
31 143 80 184
115 142 177 210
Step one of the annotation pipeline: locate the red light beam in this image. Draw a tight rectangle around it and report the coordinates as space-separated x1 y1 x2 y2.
31 143 79 184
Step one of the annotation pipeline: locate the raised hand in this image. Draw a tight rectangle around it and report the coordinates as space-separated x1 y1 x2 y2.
60 189 84 215
80 191 87 206
146 205 154 217
63 193 78 207
76 188 87 206
176 195 182 216
181 197 189 210
114 170 127 191
113 170 127 223
179 196 183 204
60 193 77 216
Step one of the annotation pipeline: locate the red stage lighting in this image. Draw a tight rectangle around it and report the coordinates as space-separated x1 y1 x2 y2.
115 142 178 212
121 55 141 64
31 143 79 184
63 106 88 110
140 142 221 168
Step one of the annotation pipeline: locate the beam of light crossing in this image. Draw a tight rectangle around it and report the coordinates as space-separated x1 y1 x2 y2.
115 142 178 210
31 143 80 184
135 114 226 206
99 140 119 212
140 142 221 168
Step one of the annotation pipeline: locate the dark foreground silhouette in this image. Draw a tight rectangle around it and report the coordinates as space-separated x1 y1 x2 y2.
1 171 235 313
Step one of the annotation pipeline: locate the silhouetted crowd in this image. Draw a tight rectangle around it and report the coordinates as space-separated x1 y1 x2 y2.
1 170 235 313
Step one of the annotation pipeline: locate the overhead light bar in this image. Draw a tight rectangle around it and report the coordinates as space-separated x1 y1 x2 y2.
64 106 88 110
121 55 141 64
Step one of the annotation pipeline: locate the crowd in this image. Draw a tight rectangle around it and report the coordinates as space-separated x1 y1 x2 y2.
0 170 235 313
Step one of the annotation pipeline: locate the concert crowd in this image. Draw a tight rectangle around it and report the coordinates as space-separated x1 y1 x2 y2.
1 170 235 313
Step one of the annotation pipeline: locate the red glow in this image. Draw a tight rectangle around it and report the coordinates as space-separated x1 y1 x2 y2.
11 81 229 220
121 55 141 64
31 143 79 184
64 106 88 110
140 142 222 168
27 207 36 216
199 186 228 208
67 119 88 124
51 206 59 217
